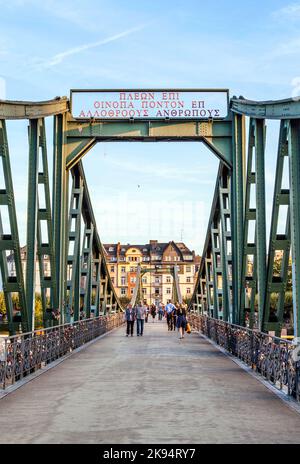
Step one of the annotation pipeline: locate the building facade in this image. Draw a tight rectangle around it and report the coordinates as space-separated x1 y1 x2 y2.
104 240 200 305
6 241 200 306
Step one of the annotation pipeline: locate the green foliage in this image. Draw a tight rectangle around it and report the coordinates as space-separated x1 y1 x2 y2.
183 296 192 305
0 292 6 316
0 291 46 328
34 293 43 329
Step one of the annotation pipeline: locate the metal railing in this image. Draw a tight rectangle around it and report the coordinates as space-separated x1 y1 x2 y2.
189 314 300 401
0 313 124 390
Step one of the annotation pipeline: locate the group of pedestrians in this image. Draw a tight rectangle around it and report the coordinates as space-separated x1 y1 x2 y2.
125 300 189 340
165 300 188 339
125 301 154 337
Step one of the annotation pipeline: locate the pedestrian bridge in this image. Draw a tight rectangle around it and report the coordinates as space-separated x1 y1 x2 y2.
1 317 300 444
1 90 300 443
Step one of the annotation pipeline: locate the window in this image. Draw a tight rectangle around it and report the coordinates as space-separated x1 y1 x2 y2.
110 266 114 273
155 288 160 295
186 266 191 273
142 277 147 283
130 267 134 272
166 276 171 283
121 277 126 285
130 277 136 283
121 266 126 273
121 288 126 295
130 288 134 295
109 247 114 252
166 288 171 294
155 277 160 284
186 277 191 283
187 288 191 294
142 288 146 295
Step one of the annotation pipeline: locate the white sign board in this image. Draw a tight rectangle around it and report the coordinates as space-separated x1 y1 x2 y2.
71 90 228 120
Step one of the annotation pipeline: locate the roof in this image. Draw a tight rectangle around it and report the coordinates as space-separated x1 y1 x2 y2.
103 241 194 262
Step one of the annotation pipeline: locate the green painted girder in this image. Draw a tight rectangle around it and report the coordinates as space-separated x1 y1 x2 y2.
255 119 267 331
172 265 182 304
91 255 101 317
26 119 40 331
240 119 257 328
288 120 300 340
231 97 300 120
36 119 58 328
231 114 246 325
210 224 222 319
52 113 69 325
130 265 142 308
263 121 290 336
80 224 94 318
65 117 233 169
0 120 29 334
218 172 232 322
66 174 83 322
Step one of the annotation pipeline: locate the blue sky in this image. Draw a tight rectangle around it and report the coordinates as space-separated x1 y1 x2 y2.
1 0 299 254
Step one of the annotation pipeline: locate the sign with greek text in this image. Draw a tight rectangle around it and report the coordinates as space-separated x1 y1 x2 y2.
71 90 228 120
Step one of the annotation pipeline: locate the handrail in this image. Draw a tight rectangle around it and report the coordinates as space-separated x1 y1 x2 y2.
189 314 299 401
0 313 124 390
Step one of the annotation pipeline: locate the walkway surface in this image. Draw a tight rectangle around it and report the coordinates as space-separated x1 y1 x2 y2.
1 320 300 444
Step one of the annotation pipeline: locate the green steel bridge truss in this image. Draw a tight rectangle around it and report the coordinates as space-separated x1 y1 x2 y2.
0 93 300 339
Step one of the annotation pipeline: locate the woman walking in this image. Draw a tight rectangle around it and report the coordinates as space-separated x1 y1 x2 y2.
176 304 187 339
150 304 156 322
125 303 135 337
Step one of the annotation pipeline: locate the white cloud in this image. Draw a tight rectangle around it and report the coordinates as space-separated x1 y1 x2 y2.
272 3 300 20
37 24 146 69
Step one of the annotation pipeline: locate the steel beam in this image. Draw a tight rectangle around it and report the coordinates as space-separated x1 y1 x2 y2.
240 119 257 328
26 119 39 330
232 114 246 324
255 119 267 331
288 120 300 340
0 120 29 334
36 119 58 327
263 122 290 335
53 114 69 324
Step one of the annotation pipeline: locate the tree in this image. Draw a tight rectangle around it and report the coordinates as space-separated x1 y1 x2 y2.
0 292 6 316
34 293 43 328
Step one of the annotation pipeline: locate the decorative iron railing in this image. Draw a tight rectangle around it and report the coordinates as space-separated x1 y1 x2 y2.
189 314 300 401
0 313 124 390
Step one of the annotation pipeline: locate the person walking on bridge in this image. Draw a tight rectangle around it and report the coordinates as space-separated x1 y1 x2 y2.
125 304 135 337
135 301 147 336
176 304 187 339
150 304 156 322
158 303 164 320
165 300 176 331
